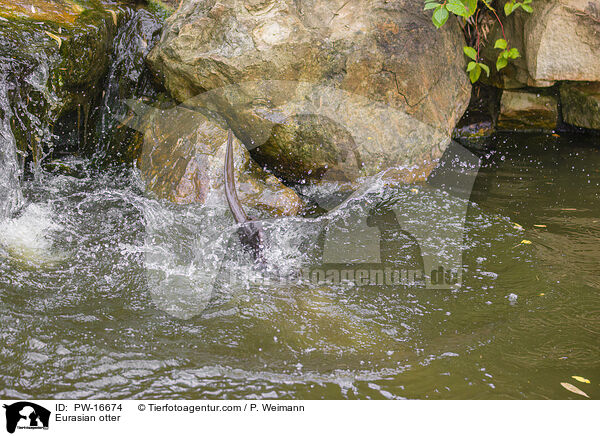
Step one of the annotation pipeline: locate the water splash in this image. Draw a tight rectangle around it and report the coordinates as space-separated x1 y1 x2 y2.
0 88 23 219
93 8 163 162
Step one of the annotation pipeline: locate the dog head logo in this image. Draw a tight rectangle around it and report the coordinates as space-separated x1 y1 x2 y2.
3 402 50 434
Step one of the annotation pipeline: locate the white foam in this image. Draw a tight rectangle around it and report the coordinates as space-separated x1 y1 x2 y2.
0 203 65 264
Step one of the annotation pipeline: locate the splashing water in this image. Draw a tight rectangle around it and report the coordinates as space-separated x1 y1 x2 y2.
0 131 600 399
0 88 23 219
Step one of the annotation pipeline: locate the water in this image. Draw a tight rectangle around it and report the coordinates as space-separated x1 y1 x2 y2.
0 17 57 220
0 132 598 399
93 8 163 163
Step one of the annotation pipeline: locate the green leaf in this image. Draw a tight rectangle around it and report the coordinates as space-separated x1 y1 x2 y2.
432 6 449 28
504 1 515 15
463 0 478 16
446 0 468 16
521 4 533 12
496 55 508 71
479 63 490 77
424 2 441 10
463 46 478 60
469 64 481 83
494 38 508 50
508 47 520 59
466 61 477 72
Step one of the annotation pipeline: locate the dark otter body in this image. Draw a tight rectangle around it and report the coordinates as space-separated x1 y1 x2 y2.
224 129 266 265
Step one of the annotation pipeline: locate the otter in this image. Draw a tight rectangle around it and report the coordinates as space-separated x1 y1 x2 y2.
224 129 266 265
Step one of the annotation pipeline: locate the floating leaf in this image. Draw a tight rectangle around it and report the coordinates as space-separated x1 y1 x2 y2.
513 223 523 230
539 293 545 296
533 224 546 228
520 239 532 244
44 31 62 49
561 382 590 398
572 376 590 384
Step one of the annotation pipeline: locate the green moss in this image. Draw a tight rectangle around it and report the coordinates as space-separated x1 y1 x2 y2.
146 0 175 20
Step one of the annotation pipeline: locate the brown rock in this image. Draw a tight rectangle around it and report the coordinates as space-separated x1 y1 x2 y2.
147 0 471 183
560 82 600 130
138 104 303 216
497 90 558 131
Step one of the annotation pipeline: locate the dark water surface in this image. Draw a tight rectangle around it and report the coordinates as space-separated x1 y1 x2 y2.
0 132 598 399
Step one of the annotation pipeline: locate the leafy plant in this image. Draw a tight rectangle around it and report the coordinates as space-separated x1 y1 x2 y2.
504 0 533 15
424 0 533 83
494 38 520 70
464 46 490 83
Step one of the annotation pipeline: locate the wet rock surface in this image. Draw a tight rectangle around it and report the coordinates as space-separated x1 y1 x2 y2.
147 0 471 183
138 104 303 216
0 0 133 218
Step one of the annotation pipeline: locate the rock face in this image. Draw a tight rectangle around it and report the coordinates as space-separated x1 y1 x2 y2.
497 90 558 131
483 0 600 88
147 0 471 183
525 0 600 83
137 104 303 216
560 82 600 130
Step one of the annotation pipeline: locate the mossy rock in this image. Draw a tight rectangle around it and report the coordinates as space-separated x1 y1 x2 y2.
0 0 129 161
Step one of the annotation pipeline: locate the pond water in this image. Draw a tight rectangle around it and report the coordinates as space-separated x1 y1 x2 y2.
0 131 598 399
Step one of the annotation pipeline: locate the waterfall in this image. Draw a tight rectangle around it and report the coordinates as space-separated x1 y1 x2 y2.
94 9 163 162
0 83 23 220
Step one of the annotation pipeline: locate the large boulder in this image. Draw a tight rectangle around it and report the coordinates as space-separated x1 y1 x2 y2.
525 0 600 83
147 0 471 183
483 0 600 88
137 103 303 216
560 82 600 130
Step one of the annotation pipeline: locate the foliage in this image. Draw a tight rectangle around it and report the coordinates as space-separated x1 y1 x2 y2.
424 0 534 83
